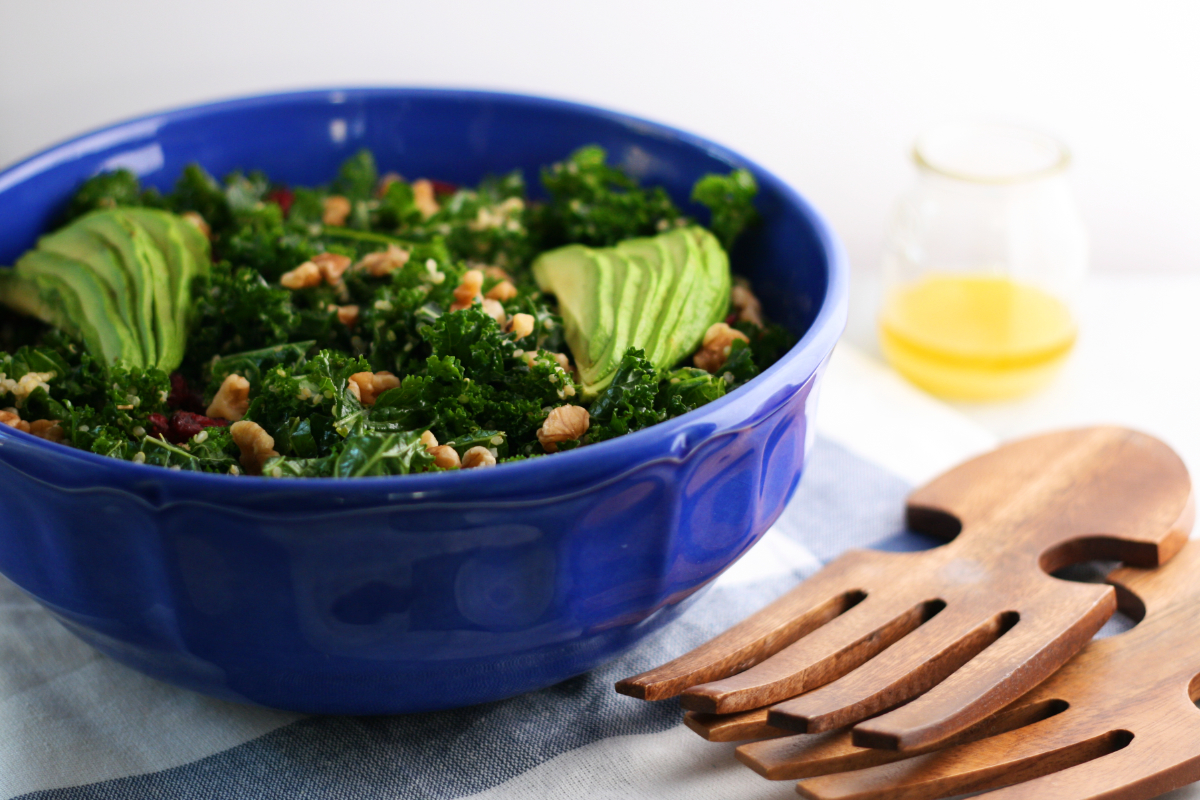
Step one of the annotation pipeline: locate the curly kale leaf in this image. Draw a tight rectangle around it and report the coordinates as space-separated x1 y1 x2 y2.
184 261 303 370
48 354 170 453
332 149 378 201
656 366 727 418
690 169 760 251
421 306 515 383
737 319 796 367
587 348 660 442
531 146 682 249
375 180 421 230
205 340 315 396
60 169 163 224
167 164 232 233
720 339 758 385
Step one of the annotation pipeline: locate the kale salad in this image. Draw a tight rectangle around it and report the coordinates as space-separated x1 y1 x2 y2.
0 147 793 477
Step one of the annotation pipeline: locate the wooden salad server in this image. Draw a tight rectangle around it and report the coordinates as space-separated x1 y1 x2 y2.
759 537 1200 800
616 427 1194 753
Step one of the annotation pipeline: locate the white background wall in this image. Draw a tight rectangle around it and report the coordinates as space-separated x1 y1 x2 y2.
2 0 1197 284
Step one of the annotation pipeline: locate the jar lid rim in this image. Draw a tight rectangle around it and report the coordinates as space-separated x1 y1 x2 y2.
913 122 1071 184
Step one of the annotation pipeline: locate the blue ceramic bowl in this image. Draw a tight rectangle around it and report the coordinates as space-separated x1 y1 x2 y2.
0 88 847 714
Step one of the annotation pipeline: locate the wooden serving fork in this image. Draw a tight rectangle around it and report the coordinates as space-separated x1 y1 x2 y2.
745 537 1200 799
616 427 1194 753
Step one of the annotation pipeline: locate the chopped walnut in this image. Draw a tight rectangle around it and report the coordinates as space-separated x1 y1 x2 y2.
412 179 440 219
537 405 590 452
356 244 411 277
509 313 535 340
322 195 352 226
461 446 497 468
348 371 401 406
312 252 352 285
334 304 360 327
481 298 507 326
485 280 518 302
552 352 571 371
419 430 438 449
230 420 278 476
694 322 750 373
182 211 211 240
484 265 512 282
731 278 764 327
429 445 461 469
450 269 485 311
0 409 30 433
206 374 251 421
280 261 322 290
376 171 404 198
28 419 64 443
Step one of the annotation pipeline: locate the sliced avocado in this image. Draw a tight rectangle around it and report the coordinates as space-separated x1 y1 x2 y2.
75 212 158 367
36 222 148 364
123 209 201 370
15 250 140 366
532 245 610 381
0 270 83 341
533 225 733 398
580 250 644 395
659 228 730 367
645 229 702 368
118 213 180 372
621 250 659 362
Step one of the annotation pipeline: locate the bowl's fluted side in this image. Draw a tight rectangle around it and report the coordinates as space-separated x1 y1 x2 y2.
0 89 846 713
0 368 820 713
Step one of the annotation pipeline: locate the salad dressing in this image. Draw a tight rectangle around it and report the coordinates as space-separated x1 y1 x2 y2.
878 274 1076 400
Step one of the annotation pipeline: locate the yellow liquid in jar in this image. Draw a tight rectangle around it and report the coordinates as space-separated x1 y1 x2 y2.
879 274 1077 400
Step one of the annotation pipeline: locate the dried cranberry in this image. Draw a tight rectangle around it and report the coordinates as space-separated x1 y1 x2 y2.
146 413 170 441
267 187 294 217
167 410 228 444
725 311 739 326
167 373 206 414
429 180 458 197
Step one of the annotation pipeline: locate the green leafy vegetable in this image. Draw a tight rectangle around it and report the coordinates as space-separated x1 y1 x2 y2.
690 169 760 251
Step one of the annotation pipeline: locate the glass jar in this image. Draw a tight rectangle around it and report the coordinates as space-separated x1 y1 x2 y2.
879 122 1088 400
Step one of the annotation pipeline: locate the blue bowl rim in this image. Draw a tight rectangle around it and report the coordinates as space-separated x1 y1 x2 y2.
0 86 848 497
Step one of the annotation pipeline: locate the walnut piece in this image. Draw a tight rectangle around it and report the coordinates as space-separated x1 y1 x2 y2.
509 313 535 340
537 405 590 452
322 195 352 226
356 244 411 277
206 374 251 421
230 420 279 476
484 265 512 282
312 252 352 285
280 261 322 290
693 322 751 373
0 409 30 433
412 179 440 219
348 371 401 406
28 419 64 443
481 298 507 326
461 446 497 468
485 280 518 302
450 269 485 312
429 445 462 469
335 304 360 327
731 278 764 328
